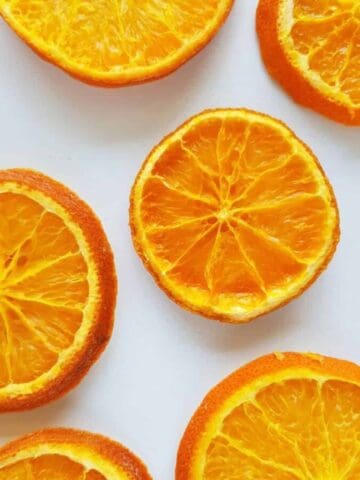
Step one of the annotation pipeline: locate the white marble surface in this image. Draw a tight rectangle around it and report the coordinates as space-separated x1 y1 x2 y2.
0 1 359 478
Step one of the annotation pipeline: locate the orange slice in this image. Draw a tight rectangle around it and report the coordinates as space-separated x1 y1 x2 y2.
0 428 152 480
130 109 339 323
176 352 360 480
0 0 234 86
0 169 117 412
257 0 360 125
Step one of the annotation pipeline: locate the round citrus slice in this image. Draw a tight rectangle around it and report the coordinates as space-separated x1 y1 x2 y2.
176 352 360 480
0 428 152 480
130 109 339 323
257 0 360 125
0 0 234 86
0 169 117 412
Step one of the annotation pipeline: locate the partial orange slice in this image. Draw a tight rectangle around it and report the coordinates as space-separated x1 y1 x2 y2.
0 169 117 412
0 0 234 86
257 0 360 125
130 109 339 323
177 352 360 480
0 428 152 480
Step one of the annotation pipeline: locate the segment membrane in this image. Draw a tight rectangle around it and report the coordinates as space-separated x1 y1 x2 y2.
239 195 330 261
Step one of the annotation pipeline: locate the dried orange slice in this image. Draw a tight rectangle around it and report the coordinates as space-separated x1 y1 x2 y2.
130 109 339 323
0 428 152 480
0 0 234 86
0 169 116 412
257 0 360 125
177 352 360 480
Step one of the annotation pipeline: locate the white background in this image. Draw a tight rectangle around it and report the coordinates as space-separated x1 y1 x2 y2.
0 1 359 478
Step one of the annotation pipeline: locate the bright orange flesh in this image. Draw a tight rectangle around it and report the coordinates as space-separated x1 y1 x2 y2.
0 429 152 480
130 109 339 323
0 169 117 411
0 454 95 480
0 0 234 86
176 353 360 480
0 193 87 385
257 0 360 125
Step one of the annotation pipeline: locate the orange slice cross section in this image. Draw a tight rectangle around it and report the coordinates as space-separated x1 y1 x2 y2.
130 109 339 323
176 352 360 480
257 0 360 125
0 169 117 412
0 0 234 86
0 429 152 480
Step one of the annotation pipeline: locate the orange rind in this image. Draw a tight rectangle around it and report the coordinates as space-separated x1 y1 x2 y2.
177 352 360 479
0 428 152 480
0 0 234 86
0 169 117 411
257 0 360 125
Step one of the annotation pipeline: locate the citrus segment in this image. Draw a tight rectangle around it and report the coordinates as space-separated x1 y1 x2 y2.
202 225 266 298
239 195 330 261
228 220 305 289
0 429 152 480
0 169 116 411
176 353 360 480
257 0 360 124
130 109 339 323
0 0 234 86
